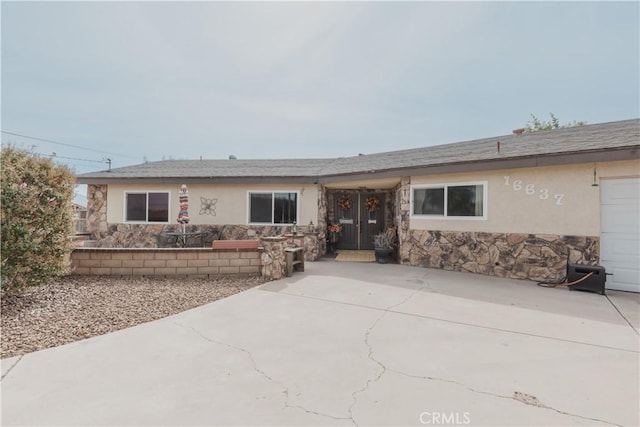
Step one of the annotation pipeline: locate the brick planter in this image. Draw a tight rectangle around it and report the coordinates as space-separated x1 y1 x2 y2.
70 247 262 277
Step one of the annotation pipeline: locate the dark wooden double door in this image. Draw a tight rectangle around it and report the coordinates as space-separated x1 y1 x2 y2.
335 192 385 250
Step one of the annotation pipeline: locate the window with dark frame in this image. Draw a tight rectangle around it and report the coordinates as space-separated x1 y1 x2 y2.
249 192 298 224
412 184 484 218
125 192 169 222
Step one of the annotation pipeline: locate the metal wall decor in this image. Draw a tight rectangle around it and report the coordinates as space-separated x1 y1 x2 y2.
199 196 218 216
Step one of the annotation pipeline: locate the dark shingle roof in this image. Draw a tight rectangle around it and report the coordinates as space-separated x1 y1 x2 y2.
320 118 639 176
78 158 334 180
77 118 639 183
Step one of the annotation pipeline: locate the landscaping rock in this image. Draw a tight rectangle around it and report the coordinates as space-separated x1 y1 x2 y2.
1 275 266 359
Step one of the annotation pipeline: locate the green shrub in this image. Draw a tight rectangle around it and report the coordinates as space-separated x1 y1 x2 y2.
1 147 75 294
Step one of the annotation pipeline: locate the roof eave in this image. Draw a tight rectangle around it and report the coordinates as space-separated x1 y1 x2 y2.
318 146 640 183
76 175 320 185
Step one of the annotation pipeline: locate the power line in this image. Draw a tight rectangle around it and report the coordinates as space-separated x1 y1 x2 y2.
1 130 139 160
42 153 112 171
1 145 112 172
65 164 105 170
43 153 108 164
8 148 111 165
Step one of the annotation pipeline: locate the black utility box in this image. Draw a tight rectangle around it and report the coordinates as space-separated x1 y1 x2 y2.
568 264 606 295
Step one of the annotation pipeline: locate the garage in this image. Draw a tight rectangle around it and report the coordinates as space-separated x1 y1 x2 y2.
600 178 640 292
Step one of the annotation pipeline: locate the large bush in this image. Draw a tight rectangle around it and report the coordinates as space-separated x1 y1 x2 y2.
1 147 75 294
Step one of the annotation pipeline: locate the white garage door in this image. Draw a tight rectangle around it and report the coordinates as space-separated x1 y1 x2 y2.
600 178 640 292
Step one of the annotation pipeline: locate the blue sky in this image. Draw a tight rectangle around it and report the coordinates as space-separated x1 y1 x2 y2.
2 1 639 202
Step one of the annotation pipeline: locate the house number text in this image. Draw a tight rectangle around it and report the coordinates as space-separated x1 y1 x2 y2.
503 176 565 205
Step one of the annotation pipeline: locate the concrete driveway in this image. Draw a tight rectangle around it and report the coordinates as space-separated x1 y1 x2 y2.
2 261 639 426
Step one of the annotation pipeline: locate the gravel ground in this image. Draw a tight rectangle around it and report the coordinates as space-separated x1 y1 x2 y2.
1 275 267 359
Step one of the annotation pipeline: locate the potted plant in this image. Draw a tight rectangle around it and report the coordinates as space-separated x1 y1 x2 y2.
326 223 342 254
373 228 396 264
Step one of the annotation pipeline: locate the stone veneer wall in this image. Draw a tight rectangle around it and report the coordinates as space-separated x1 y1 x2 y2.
70 248 262 277
395 177 411 258
317 185 327 255
258 235 316 280
400 230 599 283
259 236 288 280
86 184 108 236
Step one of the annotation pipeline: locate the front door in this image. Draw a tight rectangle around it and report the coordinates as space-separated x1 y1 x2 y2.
334 192 386 250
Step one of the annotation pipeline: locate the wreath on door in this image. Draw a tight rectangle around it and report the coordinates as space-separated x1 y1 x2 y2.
338 194 352 210
365 196 380 213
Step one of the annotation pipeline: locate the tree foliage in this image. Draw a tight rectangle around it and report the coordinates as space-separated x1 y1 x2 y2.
1 147 75 294
524 113 586 132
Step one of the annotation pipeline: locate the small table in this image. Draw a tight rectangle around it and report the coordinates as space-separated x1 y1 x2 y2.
163 231 205 248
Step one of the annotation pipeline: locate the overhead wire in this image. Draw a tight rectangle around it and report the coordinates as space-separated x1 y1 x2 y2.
1 145 111 174
32 152 109 164
5 149 111 168
2 133 104 205
1 130 139 160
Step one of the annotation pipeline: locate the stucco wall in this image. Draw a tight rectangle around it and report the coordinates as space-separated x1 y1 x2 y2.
410 159 639 236
106 183 319 227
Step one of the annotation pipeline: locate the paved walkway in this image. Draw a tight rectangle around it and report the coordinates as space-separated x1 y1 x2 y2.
2 262 639 426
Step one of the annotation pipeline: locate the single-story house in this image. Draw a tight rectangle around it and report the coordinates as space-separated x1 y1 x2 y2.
77 118 640 292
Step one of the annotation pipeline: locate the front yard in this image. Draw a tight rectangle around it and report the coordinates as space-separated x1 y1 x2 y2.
1 275 266 359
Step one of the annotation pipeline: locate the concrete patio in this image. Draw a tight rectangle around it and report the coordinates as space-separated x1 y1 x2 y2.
2 261 638 426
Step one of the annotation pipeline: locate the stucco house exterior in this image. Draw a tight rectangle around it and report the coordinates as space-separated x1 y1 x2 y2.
77 118 640 292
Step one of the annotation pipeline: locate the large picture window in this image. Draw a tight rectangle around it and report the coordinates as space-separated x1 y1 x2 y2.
249 192 298 225
411 182 486 219
125 192 169 222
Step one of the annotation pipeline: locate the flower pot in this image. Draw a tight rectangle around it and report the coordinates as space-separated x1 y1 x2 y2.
374 248 393 264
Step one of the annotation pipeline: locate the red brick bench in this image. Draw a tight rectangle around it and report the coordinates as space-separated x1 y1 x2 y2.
212 240 260 250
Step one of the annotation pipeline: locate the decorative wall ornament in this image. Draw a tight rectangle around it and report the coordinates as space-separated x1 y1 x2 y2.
338 194 352 210
199 196 218 216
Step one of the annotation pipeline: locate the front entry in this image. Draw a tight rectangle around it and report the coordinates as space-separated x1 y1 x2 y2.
333 192 386 250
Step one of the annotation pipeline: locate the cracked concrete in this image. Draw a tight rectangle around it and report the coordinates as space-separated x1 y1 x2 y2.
175 320 353 425
348 284 429 425
1 355 22 381
2 262 638 426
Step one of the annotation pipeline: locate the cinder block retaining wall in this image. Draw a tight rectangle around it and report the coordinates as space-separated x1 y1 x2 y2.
70 248 262 277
